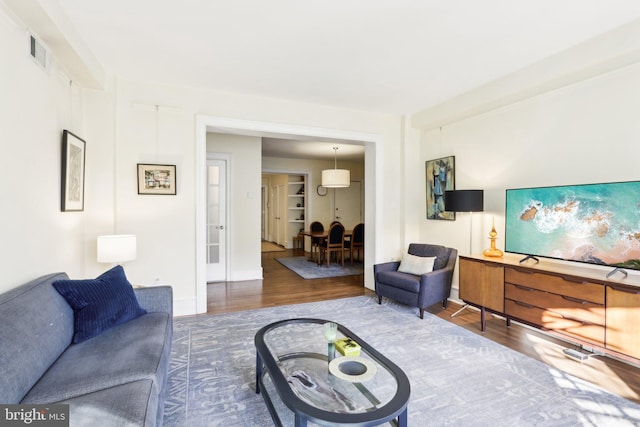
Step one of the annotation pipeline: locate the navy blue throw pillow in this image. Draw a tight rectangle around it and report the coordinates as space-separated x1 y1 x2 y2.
53 265 146 343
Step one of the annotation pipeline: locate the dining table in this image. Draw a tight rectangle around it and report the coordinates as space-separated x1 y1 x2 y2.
300 229 353 262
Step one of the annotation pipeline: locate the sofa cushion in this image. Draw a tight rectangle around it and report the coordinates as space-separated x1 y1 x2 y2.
376 271 421 293
408 244 450 270
22 312 171 404
53 266 146 343
55 380 159 427
0 273 74 403
397 253 435 275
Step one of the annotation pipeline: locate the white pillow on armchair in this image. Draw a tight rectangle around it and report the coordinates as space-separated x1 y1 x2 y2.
397 253 436 275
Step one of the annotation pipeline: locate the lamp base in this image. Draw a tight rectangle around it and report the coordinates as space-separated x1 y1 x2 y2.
483 248 503 257
483 219 503 257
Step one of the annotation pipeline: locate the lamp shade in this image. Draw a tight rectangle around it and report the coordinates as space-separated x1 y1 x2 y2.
322 169 350 188
97 235 137 263
444 190 484 212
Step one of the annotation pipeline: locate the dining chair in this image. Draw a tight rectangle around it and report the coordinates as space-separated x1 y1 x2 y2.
309 221 324 262
344 223 364 264
318 223 345 267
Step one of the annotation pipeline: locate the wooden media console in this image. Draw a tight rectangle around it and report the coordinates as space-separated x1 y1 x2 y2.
459 253 640 363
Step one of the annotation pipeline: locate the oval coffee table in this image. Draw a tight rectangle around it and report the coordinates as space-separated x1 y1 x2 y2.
255 318 410 426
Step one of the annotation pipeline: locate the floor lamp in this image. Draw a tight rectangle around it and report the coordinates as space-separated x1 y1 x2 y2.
444 189 484 318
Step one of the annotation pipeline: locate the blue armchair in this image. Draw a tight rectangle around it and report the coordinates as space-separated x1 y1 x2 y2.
374 243 458 319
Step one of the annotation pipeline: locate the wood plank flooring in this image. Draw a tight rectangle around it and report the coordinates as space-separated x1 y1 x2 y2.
207 248 640 404
207 248 369 313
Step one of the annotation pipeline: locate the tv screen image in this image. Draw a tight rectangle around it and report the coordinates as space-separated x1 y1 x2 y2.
505 181 640 271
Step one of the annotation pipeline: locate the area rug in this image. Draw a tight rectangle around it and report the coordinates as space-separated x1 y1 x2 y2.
261 241 285 252
163 296 640 426
275 256 363 279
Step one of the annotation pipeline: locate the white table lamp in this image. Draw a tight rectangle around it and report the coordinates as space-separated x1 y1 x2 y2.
97 235 137 264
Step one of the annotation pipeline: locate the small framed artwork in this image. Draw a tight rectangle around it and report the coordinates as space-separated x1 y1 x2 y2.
61 130 86 212
137 163 177 195
426 155 455 220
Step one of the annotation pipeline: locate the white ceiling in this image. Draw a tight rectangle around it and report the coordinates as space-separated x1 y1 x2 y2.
261 139 365 161
52 0 640 159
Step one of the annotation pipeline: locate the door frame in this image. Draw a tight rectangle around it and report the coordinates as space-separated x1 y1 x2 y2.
261 184 269 241
195 115 383 314
206 153 230 282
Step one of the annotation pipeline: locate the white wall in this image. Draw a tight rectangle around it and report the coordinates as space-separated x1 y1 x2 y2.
0 7 94 291
0 9 404 309
108 78 403 314
414 61 640 298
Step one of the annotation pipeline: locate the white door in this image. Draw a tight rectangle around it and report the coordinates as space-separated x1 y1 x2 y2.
206 159 226 282
334 181 363 229
261 185 268 240
272 184 287 246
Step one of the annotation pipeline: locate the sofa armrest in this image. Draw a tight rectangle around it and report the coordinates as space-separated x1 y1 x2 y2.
134 286 173 318
419 268 449 287
418 267 455 303
373 261 401 275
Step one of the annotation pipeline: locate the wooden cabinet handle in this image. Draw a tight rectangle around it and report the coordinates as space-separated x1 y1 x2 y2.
514 300 535 309
513 268 534 275
561 295 588 304
608 285 640 295
476 261 502 269
552 310 596 326
514 285 534 292
561 276 588 284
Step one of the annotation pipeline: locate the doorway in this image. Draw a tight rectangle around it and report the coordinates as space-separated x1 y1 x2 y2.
195 116 381 315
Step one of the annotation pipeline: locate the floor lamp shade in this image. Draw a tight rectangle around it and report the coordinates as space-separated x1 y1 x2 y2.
445 189 484 319
97 235 137 263
321 168 350 188
444 190 484 213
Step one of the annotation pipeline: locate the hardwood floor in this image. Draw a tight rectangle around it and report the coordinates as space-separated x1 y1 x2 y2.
207 248 640 404
207 248 370 313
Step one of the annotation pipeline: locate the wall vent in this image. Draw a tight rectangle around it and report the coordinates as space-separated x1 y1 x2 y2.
29 34 49 70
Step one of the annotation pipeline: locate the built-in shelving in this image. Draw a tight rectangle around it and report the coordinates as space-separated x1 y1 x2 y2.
287 176 306 246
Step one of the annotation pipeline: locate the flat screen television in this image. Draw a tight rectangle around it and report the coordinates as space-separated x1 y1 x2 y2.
505 181 640 272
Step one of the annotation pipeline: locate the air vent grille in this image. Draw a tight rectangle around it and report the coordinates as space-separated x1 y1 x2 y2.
29 34 49 70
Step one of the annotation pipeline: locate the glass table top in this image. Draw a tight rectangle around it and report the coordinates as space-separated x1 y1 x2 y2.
255 318 410 426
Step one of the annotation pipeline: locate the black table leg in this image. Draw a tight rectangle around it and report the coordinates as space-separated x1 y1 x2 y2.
295 414 307 427
398 408 408 427
255 352 262 394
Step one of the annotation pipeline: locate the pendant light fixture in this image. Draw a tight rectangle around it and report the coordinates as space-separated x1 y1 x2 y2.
322 147 350 188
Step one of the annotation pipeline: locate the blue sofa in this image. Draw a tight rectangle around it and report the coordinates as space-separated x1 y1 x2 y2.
374 243 457 318
0 272 173 426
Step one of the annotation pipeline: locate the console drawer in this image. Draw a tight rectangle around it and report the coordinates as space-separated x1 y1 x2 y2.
505 268 604 304
505 283 604 325
505 299 604 345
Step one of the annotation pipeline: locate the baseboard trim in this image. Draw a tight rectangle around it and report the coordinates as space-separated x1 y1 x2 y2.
230 269 263 281
174 297 198 317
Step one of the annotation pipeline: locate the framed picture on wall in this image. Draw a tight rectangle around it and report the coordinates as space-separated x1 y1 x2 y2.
61 130 86 212
426 155 455 220
137 163 177 195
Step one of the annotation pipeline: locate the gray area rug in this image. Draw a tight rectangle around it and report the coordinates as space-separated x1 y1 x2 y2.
275 256 363 279
163 296 640 426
